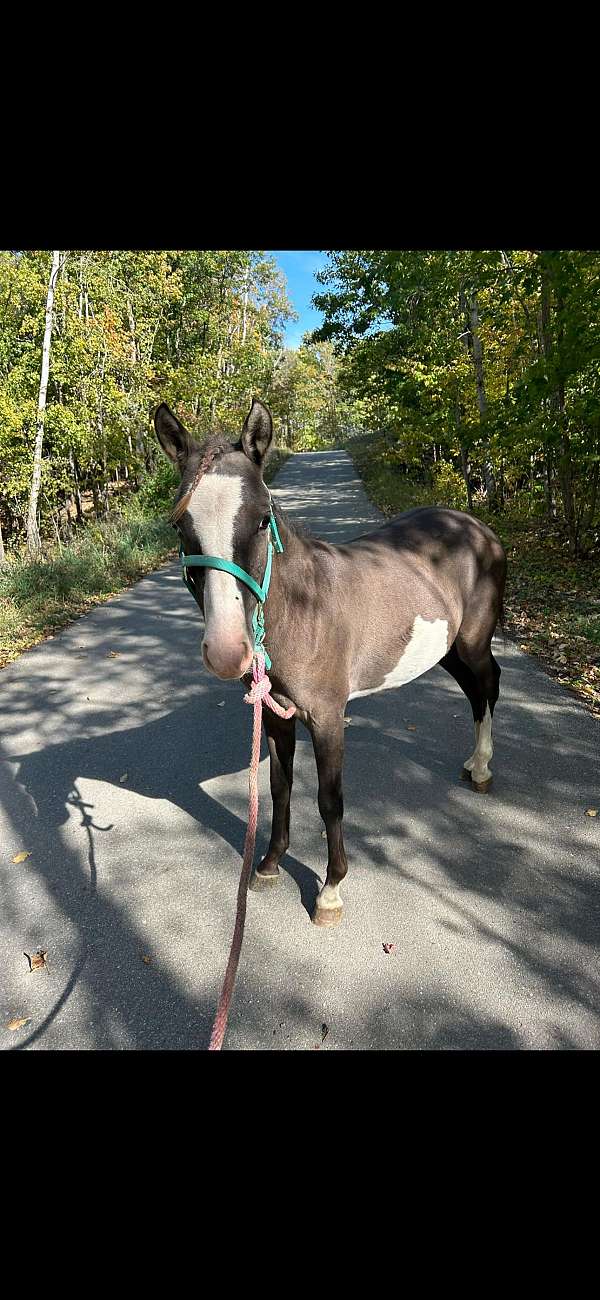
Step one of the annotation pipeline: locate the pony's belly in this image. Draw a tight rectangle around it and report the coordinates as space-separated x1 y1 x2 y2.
348 615 449 700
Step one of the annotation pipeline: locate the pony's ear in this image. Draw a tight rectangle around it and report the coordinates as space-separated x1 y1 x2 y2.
154 403 197 473
238 399 273 468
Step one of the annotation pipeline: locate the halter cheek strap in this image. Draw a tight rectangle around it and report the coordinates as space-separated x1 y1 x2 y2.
179 505 284 670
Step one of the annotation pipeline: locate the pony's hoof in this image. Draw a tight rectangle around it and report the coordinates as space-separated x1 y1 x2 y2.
461 767 472 781
472 777 492 794
249 868 280 891
311 905 343 928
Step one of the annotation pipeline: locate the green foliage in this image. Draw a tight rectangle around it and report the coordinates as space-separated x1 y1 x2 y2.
0 249 297 552
313 249 600 556
430 461 469 510
266 339 359 451
134 459 179 514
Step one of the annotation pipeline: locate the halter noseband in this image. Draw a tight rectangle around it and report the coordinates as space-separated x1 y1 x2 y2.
178 496 284 670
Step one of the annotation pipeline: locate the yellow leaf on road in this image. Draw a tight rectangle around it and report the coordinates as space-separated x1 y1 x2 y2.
24 949 48 972
586 808 598 817
7 1017 31 1032
12 851 31 863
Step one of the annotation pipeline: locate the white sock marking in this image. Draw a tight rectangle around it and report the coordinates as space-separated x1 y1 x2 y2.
316 882 342 911
464 704 493 783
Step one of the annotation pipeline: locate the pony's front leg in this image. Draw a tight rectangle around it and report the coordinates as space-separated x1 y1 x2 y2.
249 709 296 890
310 713 347 928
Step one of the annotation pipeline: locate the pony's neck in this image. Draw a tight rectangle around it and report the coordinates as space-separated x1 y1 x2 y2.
266 503 323 625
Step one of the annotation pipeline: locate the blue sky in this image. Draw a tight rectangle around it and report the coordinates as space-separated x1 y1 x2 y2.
266 250 329 350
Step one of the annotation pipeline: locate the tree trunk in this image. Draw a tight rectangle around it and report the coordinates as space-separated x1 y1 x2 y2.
583 458 600 535
26 249 61 555
539 253 576 551
97 349 109 514
555 281 576 554
70 448 84 523
241 265 249 344
210 344 223 423
544 449 555 519
455 399 473 510
459 286 497 507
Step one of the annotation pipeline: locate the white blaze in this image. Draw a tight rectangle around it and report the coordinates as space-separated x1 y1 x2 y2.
187 475 246 641
349 615 448 700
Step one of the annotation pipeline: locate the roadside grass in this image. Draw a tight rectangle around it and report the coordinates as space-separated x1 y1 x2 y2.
0 508 177 667
343 430 600 718
0 447 292 669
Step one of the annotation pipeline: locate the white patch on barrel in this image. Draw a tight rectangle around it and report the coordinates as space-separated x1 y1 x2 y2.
464 704 493 783
187 476 246 635
349 615 448 700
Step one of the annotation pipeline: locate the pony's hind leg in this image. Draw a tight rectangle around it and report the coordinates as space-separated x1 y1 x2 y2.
456 640 501 792
439 641 501 793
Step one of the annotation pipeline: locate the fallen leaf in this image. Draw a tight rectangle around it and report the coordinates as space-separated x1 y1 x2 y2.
321 1023 329 1042
344 716 352 726
217 701 225 707
141 955 152 965
321 830 327 839
108 650 120 658
12 851 31 863
406 724 416 732
585 808 598 817
7 1017 31 1032
119 772 128 783
382 942 396 955
24 949 48 972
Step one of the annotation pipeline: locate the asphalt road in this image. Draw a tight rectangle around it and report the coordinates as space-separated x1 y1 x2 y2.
1 449 599 1050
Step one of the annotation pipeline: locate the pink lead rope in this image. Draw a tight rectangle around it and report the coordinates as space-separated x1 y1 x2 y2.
208 652 296 1051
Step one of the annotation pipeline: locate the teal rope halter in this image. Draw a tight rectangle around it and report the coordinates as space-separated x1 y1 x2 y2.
178 499 284 670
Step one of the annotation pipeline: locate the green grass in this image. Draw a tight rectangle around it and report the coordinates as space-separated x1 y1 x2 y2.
0 505 176 666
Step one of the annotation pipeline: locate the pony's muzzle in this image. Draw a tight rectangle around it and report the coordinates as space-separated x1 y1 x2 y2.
203 637 253 680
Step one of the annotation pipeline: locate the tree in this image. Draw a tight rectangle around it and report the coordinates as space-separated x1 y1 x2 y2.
26 250 62 554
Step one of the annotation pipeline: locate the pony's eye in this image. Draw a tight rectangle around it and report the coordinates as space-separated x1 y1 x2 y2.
258 515 270 531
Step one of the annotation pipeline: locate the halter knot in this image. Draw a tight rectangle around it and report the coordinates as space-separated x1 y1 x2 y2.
243 653 296 720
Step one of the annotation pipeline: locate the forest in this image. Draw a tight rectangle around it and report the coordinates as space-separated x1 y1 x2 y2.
0 249 350 559
1 248 599 714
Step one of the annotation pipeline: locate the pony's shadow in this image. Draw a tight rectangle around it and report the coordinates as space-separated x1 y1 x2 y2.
1 689 323 1049
10 690 321 918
